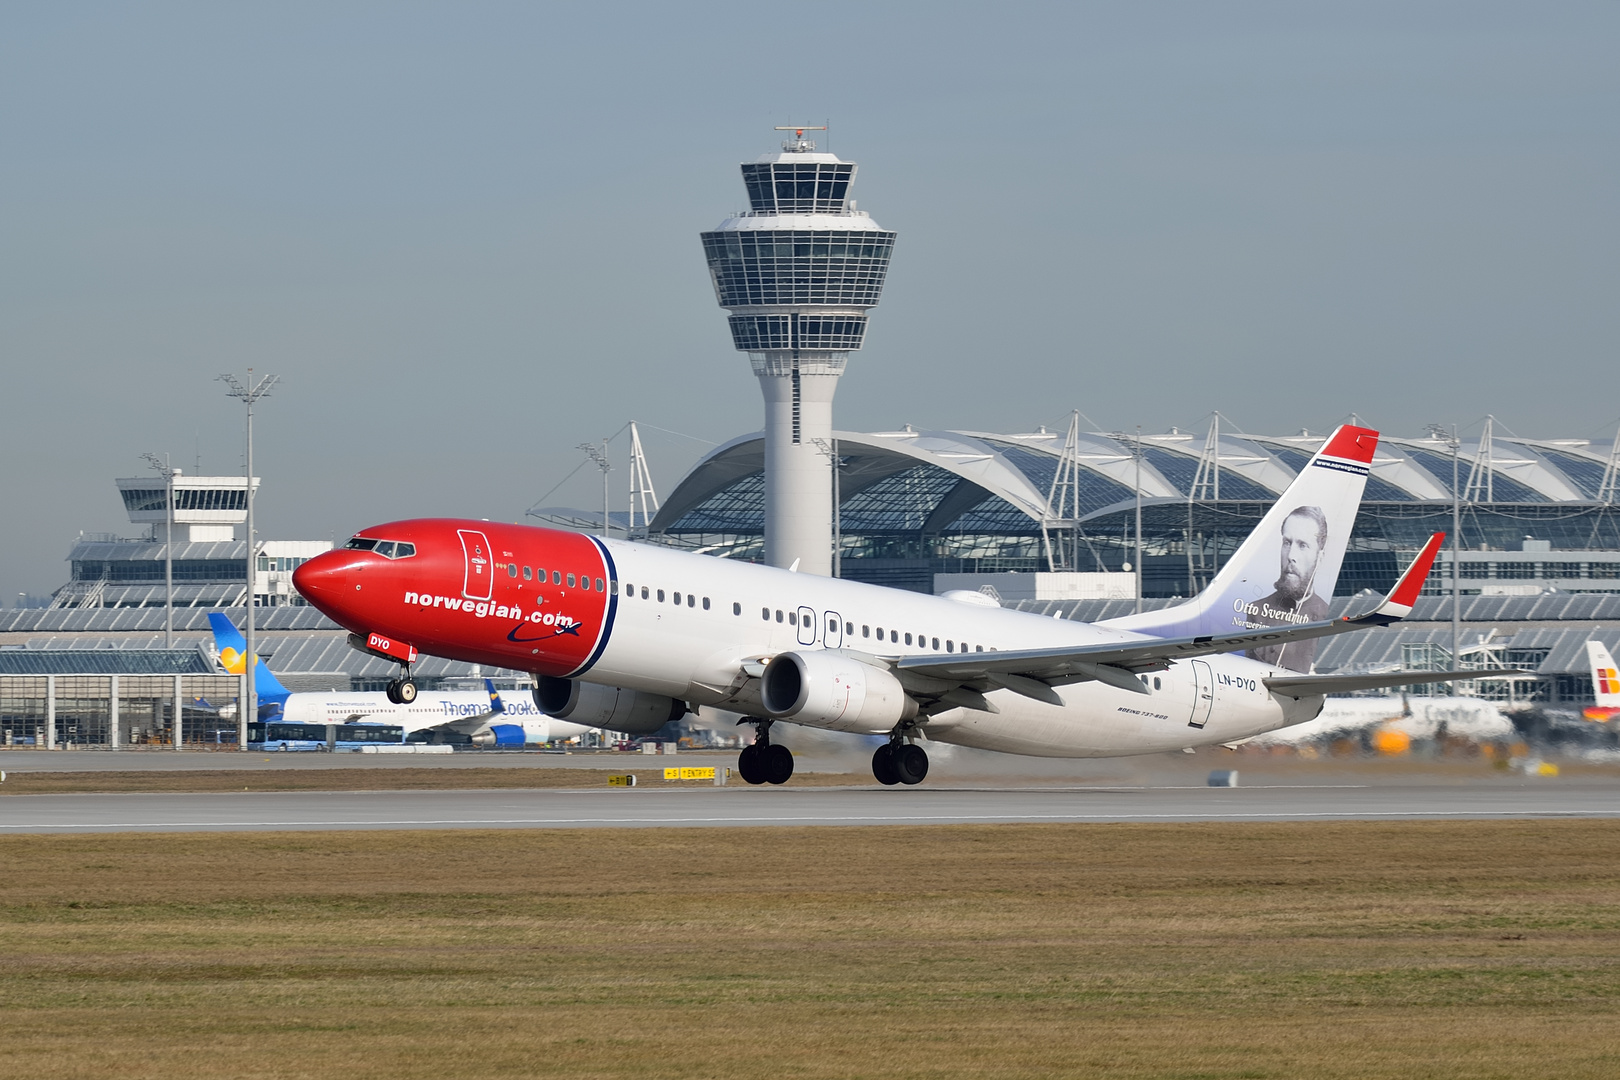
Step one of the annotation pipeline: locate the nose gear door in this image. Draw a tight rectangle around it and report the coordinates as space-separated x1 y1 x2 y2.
458 529 493 601
823 611 843 649
1188 659 1215 728
797 606 817 647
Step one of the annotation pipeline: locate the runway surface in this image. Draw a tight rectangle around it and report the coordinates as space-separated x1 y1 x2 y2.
3 780 1615 833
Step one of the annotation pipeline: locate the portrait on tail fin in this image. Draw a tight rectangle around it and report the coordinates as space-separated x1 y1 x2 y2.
1242 505 1332 672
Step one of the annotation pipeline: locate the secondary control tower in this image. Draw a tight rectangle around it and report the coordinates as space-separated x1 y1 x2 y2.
700 127 897 575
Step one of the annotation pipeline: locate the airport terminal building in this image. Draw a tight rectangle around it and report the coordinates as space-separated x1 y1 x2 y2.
644 423 1620 599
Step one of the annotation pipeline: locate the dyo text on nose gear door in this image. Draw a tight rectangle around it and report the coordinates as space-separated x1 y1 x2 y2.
458 529 493 602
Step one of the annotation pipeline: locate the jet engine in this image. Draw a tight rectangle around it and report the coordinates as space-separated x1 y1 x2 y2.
534 677 686 735
760 651 917 731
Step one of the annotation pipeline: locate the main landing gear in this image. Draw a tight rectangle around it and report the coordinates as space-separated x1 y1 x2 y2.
737 719 794 786
872 739 928 786
384 671 418 705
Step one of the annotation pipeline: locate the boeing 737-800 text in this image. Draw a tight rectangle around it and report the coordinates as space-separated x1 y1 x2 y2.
292 425 1498 785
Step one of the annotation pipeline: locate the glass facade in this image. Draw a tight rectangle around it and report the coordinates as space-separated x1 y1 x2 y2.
73 559 247 582
0 674 244 747
120 488 247 512
838 465 964 533
701 230 897 309
1534 449 1609 500
985 443 1136 516
727 313 868 352
740 162 854 214
1138 446 1278 501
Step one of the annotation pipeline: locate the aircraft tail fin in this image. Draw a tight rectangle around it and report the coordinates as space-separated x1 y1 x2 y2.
207 612 290 705
1103 425 1380 667
485 678 505 715
1587 640 1620 710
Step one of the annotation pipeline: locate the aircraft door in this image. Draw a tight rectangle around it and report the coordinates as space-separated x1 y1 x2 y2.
458 529 494 601
1187 659 1215 728
824 611 843 649
797 606 818 647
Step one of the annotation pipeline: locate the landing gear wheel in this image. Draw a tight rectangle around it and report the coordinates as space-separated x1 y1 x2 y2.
385 680 403 705
763 743 794 785
396 679 418 705
738 743 767 785
894 743 929 786
872 744 901 786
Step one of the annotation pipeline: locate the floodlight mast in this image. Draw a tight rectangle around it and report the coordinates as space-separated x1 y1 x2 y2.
218 370 278 750
1427 422 1463 677
700 127 897 574
141 452 176 648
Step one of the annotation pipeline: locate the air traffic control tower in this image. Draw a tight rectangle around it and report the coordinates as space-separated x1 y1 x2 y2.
700 127 897 575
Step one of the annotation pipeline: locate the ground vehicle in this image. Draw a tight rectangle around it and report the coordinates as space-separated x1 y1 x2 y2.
246 721 405 751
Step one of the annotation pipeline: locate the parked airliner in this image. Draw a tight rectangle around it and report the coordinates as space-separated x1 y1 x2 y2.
208 614 592 746
292 425 1499 784
1584 640 1620 722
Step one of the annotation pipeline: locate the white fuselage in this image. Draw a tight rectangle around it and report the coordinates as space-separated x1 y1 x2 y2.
584 539 1326 758
278 691 591 744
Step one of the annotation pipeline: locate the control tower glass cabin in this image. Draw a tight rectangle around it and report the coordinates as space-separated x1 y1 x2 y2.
700 132 897 575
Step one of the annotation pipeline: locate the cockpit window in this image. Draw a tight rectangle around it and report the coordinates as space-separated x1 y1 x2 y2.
345 537 415 559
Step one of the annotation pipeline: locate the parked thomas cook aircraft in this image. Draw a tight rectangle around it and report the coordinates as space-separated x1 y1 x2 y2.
207 614 593 746
1584 640 1620 722
293 425 1507 785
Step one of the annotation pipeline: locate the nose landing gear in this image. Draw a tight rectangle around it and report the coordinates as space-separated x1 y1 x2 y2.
872 739 928 786
384 670 418 705
737 719 794 785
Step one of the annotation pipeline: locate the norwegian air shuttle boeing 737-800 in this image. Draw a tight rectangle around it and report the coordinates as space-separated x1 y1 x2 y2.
292 425 1497 785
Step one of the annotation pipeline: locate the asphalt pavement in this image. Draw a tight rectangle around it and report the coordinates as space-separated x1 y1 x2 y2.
3 780 1615 834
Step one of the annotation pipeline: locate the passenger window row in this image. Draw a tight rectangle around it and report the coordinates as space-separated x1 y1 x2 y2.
500 563 604 591
615 581 993 654
624 583 711 610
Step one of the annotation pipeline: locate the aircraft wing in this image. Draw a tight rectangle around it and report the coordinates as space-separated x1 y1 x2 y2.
893 533 1445 706
413 680 504 735
1263 668 1532 699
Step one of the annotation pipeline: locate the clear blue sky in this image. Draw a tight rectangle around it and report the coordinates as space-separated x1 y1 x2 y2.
3 2 1617 601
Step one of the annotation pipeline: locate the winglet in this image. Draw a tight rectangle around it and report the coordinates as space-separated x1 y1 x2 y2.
1319 424 1380 465
485 678 505 715
1370 532 1444 621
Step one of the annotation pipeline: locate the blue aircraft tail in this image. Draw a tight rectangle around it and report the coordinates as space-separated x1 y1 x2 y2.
207 613 291 715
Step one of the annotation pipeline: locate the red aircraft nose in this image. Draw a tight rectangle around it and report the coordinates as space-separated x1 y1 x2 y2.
292 550 355 616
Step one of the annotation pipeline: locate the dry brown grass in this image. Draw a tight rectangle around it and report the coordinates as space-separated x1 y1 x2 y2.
0 767 868 795
1 821 1618 1079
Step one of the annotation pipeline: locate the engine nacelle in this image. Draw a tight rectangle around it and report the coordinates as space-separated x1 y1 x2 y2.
470 723 527 748
534 677 686 735
760 651 918 731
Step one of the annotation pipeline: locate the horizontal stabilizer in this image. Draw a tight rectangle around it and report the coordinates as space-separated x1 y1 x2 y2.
1264 668 1532 698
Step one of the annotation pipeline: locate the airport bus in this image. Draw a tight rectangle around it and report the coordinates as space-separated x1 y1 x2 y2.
247 722 406 751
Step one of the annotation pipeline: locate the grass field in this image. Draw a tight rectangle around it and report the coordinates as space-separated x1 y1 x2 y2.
2 821 1618 1079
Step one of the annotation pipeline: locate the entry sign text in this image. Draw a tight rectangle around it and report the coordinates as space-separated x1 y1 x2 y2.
664 767 716 781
